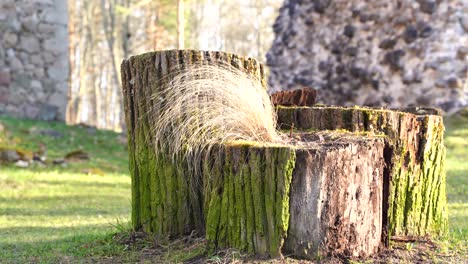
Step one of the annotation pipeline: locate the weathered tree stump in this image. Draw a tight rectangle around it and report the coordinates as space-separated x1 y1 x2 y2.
203 135 385 258
121 50 447 259
121 50 266 238
277 106 448 237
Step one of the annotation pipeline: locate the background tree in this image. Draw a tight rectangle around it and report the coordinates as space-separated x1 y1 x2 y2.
178 0 185 49
67 0 282 130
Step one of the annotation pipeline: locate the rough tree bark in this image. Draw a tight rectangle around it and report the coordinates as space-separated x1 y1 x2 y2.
285 136 385 258
203 144 296 256
271 87 317 107
203 135 385 258
121 50 447 259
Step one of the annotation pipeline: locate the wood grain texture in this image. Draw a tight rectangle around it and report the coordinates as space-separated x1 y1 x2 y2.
284 137 385 258
204 145 296 257
271 87 317 106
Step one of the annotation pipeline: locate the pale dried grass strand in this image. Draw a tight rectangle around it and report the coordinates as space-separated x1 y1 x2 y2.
151 63 281 177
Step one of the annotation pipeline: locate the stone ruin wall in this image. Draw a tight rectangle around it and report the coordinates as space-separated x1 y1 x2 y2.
0 0 68 121
267 0 467 113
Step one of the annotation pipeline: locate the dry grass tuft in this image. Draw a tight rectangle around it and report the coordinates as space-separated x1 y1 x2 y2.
150 63 281 181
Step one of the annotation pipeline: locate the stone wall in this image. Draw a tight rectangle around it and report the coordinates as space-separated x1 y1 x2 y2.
267 0 467 113
0 0 68 121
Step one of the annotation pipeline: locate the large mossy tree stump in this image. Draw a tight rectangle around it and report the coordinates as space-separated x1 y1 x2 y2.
277 106 448 238
121 50 447 259
121 50 267 238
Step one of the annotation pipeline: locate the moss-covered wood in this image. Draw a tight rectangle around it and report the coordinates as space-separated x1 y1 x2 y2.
121 50 267 237
203 144 296 257
201 134 386 258
202 135 388 258
277 106 448 237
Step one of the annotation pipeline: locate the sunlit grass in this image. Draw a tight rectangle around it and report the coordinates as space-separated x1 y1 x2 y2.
0 168 131 262
0 115 131 262
443 115 468 253
0 115 129 173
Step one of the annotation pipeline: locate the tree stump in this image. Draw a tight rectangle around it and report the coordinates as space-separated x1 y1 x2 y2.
121 50 447 259
203 135 385 258
277 106 448 237
121 50 266 238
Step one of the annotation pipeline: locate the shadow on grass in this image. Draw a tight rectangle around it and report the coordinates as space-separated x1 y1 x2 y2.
446 168 468 175
1 165 130 177
446 168 468 203
0 224 111 238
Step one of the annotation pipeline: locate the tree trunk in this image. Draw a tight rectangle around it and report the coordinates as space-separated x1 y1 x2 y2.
277 106 448 238
121 50 447 259
177 0 185 49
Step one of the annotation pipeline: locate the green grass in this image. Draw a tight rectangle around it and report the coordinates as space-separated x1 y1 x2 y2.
443 115 468 252
0 114 467 262
0 115 131 263
0 115 128 173
0 169 131 262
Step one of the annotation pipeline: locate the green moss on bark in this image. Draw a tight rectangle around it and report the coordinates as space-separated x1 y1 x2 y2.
205 150 224 252
204 145 296 257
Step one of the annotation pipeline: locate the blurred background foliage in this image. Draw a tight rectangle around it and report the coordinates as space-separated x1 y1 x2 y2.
66 0 282 131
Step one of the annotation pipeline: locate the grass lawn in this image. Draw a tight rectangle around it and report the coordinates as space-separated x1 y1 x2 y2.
0 169 131 262
0 114 466 263
0 116 133 263
444 115 468 251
